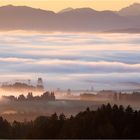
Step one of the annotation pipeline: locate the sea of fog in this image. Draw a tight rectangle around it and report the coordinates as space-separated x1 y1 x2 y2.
0 31 140 91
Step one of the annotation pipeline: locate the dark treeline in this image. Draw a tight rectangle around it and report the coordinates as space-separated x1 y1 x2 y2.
2 91 55 102
1 104 140 138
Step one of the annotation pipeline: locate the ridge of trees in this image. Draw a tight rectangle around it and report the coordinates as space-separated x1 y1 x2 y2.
2 91 55 102
0 104 140 138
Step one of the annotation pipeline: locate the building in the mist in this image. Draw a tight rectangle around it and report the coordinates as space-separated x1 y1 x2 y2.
80 90 119 101
67 89 71 96
118 92 140 102
80 90 140 102
1 78 44 93
96 90 118 101
80 93 96 100
37 78 44 91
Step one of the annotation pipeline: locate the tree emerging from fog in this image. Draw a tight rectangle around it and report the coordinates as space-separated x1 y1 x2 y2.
2 91 55 102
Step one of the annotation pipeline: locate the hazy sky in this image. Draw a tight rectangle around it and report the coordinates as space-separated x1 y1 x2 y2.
0 0 140 12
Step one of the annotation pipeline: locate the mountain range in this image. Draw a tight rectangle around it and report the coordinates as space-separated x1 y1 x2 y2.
0 3 140 32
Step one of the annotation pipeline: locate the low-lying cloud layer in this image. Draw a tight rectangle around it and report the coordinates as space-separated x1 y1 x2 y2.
0 31 140 90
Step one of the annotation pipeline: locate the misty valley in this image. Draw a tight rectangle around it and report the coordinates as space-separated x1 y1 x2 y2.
0 1 140 139
0 31 139 138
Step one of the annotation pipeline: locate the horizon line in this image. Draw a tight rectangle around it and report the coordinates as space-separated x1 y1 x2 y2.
0 2 139 13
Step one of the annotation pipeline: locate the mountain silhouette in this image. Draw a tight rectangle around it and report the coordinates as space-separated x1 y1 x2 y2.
0 4 139 32
119 3 140 16
58 7 74 13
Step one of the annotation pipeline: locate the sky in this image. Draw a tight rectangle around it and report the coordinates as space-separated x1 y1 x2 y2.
0 0 140 12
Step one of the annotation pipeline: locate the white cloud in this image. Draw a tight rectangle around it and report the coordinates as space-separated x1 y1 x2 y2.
0 32 140 89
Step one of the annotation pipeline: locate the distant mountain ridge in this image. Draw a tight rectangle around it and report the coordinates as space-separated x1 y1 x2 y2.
0 4 140 32
58 7 74 13
118 3 140 16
